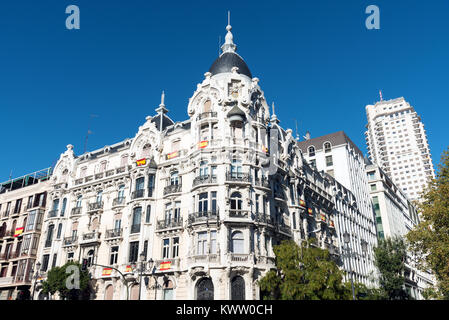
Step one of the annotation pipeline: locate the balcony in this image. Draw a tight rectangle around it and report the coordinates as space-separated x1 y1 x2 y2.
63 236 78 247
87 202 103 214
130 224 141 234
47 209 58 218
71 207 82 216
0 276 14 286
105 228 122 239
229 253 253 263
192 175 217 188
112 197 126 207
163 184 182 196
131 189 145 200
228 210 250 219
188 254 219 265
253 212 275 225
225 172 251 183
197 111 218 121
254 177 270 189
156 217 183 231
80 232 101 245
188 211 219 225
0 252 11 261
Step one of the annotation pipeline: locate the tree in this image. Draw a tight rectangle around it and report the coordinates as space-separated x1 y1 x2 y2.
407 148 449 299
42 261 91 300
373 236 409 300
258 239 351 300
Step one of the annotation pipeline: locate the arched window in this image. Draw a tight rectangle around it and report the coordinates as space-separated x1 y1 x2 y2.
231 231 244 254
11 220 17 234
231 276 245 300
131 207 142 234
196 278 214 300
230 192 242 211
324 142 332 153
105 284 114 300
0 222 6 237
163 280 174 300
308 146 315 157
56 223 63 239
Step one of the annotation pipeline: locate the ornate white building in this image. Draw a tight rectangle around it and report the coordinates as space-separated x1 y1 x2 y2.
32 22 339 300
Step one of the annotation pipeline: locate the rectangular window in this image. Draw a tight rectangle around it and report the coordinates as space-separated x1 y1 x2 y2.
41 254 50 271
145 205 151 223
210 231 217 254
198 193 208 213
211 192 217 213
172 237 179 258
197 232 207 255
67 252 74 263
325 155 333 167
143 240 148 260
162 239 170 259
14 199 22 214
51 254 57 268
110 246 119 265
128 241 139 263
370 184 377 191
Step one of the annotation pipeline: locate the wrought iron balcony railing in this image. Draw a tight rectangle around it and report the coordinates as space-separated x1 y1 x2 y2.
63 236 78 246
47 209 58 218
156 217 183 230
112 197 125 207
197 111 218 120
105 228 122 239
188 211 219 225
229 210 250 218
88 201 103 212
254 177 270 188
192 175 217 188
131 189 145 200
225 172 251 183
71 207 82 216
163 184 182 196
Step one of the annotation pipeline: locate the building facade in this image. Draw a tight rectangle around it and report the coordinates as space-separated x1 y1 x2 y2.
32 23 339 300
366 163 435 299
365 97 435 201
298 131 378 287
0 168 51 300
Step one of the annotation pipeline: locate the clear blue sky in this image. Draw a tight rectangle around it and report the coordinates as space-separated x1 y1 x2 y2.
0 0 448 181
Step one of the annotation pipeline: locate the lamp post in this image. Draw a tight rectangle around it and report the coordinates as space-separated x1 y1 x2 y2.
138 252 146 300
343 232 356 301
31 261 41 300
147 258 158 300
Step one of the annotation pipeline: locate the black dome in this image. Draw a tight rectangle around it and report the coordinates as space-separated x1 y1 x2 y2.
209 52 252 78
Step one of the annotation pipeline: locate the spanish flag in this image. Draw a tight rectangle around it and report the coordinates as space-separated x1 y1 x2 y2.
102 268 112 276
125 265 132 273
166 151 179 160
136 158 146 166
159 261 171 271
198 140 208 149
321 213 326 222
14 227 24 237
307 208 313 216
299 199 306 207
329 220 335 228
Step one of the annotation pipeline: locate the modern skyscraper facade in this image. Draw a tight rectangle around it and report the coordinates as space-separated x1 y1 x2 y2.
365 97 435 201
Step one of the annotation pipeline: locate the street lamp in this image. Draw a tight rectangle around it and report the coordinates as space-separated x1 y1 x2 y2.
31 261 41 300
343 231 356 301
138 252 146 300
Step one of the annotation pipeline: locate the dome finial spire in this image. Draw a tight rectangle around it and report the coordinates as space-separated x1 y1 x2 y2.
221 11 237 54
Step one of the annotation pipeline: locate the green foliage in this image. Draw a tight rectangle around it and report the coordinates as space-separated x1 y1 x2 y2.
259 239 351 300
373 236 409 300
42 261 91 300
407 148 449 300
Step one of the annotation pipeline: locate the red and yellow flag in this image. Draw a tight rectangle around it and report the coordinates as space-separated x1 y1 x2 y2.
299 199 306 207
307 208 313 216
125 265 132 273
329 220 335 228
159 261 171 271
198 141 208 149
320 213 326 222
14 227 24 237
136 158 146 166
166 151 179 160
102 268 112 276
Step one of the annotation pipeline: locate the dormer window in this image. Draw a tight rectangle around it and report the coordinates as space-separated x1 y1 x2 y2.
324 142 331 153
308 146 315 157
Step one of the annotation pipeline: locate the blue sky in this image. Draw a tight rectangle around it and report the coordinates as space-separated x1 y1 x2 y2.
0 0 448 181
